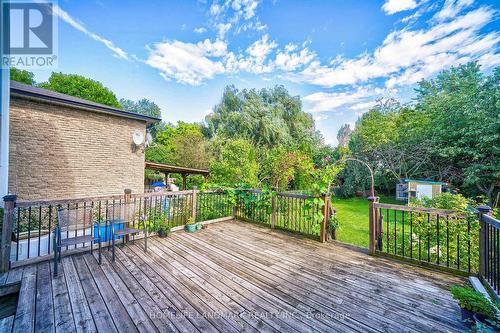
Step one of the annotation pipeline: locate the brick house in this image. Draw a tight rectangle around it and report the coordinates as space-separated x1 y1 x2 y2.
7 81 160 200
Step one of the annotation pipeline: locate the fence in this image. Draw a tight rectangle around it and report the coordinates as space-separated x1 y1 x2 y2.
0 189 233 270
234 190 331 241
368 197 500 299
478 206 500 301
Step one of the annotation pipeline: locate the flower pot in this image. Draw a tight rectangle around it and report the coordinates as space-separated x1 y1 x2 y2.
158 229 168 238
196 223 203 231
473 313 498 332
460 308 475 327
185 223 198 233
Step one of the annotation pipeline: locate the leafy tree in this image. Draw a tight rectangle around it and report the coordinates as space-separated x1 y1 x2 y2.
346 62 499 204
416 63 499 203
150 122 210 169
260 146 313 190
209 138 259 187
205 85 321 150
10 68 35 85
337 124 353 148
120 98 163 137
120 98 161 118
39 72 122 108
351 99 432 181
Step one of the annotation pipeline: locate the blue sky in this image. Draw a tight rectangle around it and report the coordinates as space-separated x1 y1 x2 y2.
30 0 499 145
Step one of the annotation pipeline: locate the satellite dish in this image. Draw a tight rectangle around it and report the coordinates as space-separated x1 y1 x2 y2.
132 131 145 145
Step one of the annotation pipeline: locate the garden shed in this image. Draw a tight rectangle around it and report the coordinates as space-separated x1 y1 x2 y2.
395 179 447 202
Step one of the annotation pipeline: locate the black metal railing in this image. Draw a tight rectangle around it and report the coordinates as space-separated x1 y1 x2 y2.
373 203 479 274
478 207 500 299
4 189 234 266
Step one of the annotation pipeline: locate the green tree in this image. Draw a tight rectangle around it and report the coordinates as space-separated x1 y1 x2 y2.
10 67 35 85
39 72 122 108
120 98 161 118
260 146 313 190
209 138 259 187
416 63 499 203
205 85 321 150
148 122 210 169
120 98 163 137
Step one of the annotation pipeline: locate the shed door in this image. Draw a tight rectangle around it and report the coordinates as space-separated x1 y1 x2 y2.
416 184 433 199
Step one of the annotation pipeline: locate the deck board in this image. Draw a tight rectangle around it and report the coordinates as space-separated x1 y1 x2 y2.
9 220 467 332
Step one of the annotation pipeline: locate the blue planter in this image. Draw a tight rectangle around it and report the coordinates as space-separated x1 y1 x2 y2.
185 223 198 233
93 221 124 243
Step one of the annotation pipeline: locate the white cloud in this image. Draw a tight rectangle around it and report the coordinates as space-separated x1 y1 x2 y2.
216 23 232 39
210 3 223 16
207 0 264 38
349 101 377 111
275 46 316 71
194 27 207 34
145 39 227 85
247 34 277 62
382 0 419 15
53 5 129 60
434 0 474 21
293 5 498 88
303 87 389 113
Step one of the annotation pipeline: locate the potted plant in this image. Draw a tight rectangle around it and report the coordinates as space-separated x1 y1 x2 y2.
157 224 170 238
450 285 498 328
185 217 198 233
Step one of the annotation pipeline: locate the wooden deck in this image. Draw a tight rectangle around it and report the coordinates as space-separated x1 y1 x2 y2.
1 220 467 332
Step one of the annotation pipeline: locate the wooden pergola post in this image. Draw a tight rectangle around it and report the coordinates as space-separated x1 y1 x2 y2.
182 174 187 190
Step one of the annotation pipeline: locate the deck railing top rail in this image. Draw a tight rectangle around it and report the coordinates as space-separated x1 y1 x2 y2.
373 202 460 216
1 188 235 271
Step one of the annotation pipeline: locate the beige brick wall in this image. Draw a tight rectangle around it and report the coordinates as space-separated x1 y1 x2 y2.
9 97 146 200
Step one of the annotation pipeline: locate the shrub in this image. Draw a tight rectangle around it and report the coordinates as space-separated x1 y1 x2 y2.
450 285 497 319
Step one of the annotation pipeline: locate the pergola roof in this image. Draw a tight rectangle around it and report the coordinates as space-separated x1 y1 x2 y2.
145 161 209 176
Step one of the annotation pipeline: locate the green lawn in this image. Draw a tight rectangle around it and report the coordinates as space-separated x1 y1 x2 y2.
331 195 402 248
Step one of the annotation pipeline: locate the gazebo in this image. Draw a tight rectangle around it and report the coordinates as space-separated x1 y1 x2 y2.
145 161 209 190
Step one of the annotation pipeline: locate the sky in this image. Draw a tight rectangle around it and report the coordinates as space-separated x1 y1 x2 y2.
29 0 500 145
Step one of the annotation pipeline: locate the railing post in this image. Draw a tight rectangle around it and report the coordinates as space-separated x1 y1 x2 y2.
191 187 197 222
320 193 331 243
271 193 276 229
368 196 379 255
124 189 132 243
478 205 492 278
1 194 16 273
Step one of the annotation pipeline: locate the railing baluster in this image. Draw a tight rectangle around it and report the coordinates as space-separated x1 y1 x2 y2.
401 210 404 257
410 211 413 259
27 207 32 258
427 213 430 263
38 206 42 257
394 209 397 255
468 217 471 273
446 215 449 267
48 206 53 255
16 207 20 261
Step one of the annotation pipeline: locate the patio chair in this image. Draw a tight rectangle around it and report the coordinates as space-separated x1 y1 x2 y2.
54 207 101 277
106 202 148 262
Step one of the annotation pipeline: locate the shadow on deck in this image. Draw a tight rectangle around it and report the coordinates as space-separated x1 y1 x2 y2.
1 220 467 332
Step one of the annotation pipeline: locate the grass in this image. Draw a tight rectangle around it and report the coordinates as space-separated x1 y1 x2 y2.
332 195 401 248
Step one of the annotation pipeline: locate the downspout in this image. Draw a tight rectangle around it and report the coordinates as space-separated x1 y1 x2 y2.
0 0 10 204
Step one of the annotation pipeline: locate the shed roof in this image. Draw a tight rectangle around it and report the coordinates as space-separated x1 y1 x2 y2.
402 179 447 185
10 81 161 124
